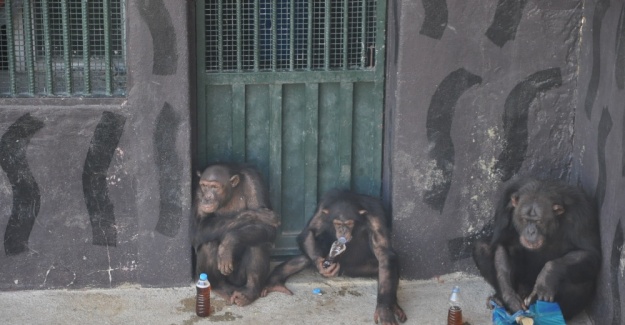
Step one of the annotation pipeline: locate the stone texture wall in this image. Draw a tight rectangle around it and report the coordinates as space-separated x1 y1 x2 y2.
0 0 192 288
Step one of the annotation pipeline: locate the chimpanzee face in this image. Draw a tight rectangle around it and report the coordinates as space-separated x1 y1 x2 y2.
332 219 355 242
322 201 366 243
511 193 564 250
196 166 240 215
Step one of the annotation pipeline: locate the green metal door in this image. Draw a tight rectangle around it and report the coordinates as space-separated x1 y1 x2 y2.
196 0 387 256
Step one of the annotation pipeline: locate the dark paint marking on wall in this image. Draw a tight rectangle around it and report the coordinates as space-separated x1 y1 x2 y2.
82 111 126 247
596 107 612 212
493 68 562 182
485 0 528 48
616 4 625 90
424 68 482 213
137 0 178 76
611 220 623 325
154 102 183 237
0 114 44 255
419 0 448 40
584 0 610 119
622 110 625 177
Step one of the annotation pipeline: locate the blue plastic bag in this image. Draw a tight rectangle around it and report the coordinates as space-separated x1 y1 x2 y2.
491 300 566 325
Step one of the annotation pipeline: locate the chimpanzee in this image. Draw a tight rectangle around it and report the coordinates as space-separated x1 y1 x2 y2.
261 189 407 325
472 178 601 319
192 163 280 306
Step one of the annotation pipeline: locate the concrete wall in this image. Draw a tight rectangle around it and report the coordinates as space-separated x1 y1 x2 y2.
386 0 624 322
575 1 625 323
0 0 192 288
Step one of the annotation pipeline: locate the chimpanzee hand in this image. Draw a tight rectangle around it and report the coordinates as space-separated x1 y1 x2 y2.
525 262 559 306
373 303 407 325
315 257 340 277
218 240 235 275
502 289 526 313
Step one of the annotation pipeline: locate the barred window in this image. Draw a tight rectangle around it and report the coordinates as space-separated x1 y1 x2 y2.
204 0 378 73
0 0 126 97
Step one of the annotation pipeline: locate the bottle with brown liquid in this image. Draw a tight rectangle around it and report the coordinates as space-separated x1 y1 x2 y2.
195 273 211 317
447 285 462 325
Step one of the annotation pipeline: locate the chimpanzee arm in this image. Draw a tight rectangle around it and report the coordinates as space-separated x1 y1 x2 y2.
216 220 277 276
297 211 328 264
526 249 601 305
494 245 526 312
193 210 277 248
365 212 407 324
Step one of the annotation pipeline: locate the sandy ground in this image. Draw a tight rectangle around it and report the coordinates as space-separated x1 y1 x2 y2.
0 270 592 325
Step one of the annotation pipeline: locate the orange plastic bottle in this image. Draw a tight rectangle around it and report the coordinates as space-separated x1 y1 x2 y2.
195 273 211 317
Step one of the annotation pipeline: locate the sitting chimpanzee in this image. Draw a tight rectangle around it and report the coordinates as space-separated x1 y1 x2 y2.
192 163 280 306
262 189 407 325
472 178 601 319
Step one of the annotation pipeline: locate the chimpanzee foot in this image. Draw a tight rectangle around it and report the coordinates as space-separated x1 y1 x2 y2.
212 288 234 303
230 289 258 306
261 283 293 297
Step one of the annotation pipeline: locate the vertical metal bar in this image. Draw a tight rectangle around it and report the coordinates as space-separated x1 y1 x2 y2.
103 0 112 95
61 0 72 94
360 0 367 68
82 0 91 95
303 83 319 221
236 0 242 71
218 0 223 71
197 0 208 166
338 82 353 186
42 0 53 94
269 84 283 225
232 84 246 161
254 0 259 71
22 0 36 95
6 0 17 95
289 0 295 70
271 0 277 70
307 0 312 69
342 0 348 69
324 0 330 70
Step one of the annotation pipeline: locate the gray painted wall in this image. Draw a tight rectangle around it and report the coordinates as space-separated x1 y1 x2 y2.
575 1 625 323
0 0 192 288
386 0 624 323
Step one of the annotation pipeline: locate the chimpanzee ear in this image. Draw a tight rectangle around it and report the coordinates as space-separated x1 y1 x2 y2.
196 170 202 177
510 193 520 208
553 204 565 216
322 209 329 215
230 174 240 187
358 209 367 215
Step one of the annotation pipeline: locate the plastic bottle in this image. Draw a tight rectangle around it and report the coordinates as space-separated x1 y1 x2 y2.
196 273 211 317
322 236 348 268
447 285 462 325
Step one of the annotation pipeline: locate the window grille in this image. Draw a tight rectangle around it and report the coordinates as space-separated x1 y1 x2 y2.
203 0 378 73
0 0 126 98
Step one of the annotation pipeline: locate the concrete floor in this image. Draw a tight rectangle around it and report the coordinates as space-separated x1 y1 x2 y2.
0 270 592 325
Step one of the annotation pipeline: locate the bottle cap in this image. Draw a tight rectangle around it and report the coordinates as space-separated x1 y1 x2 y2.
312 288 323 295
199 273 208 281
